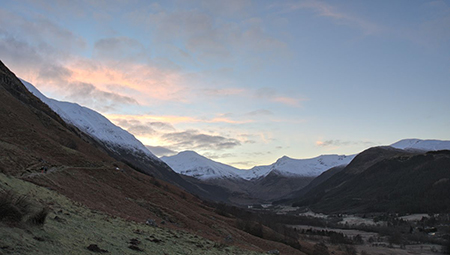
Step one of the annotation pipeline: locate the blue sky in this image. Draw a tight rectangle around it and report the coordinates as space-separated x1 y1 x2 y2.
1 0 449 168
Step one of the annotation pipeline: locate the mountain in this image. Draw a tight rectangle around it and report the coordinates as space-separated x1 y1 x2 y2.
248 154 355 178
161 151 245 179
161 151 355 204
164 139 450 182
391 138 450 151
19 78 234 202
22 79 158 161
0 61 306 254
289 146 450 213
162 151 355 180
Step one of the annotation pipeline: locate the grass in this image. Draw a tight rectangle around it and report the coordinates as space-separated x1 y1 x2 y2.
0 173 264 255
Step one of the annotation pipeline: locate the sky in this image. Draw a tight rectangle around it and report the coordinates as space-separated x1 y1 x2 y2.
1 0 449 168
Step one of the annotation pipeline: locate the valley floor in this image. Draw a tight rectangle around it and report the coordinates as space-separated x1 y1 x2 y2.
290 224 446 255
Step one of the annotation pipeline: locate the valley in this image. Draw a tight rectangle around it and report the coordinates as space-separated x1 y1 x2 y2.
2 2 450 254
247 205 449 255
0 58 449 255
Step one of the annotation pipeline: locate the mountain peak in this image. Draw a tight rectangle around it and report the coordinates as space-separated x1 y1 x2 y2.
277 155 292 162
161 150 243 180
177 150 201 157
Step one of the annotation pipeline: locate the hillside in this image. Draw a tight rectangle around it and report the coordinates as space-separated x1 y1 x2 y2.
0 173 264 255
0 60 306 254
20 79 219 200
290 147 450 213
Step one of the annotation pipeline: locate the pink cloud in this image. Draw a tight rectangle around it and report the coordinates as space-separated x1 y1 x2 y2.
106 113 252 125
272 96 304 107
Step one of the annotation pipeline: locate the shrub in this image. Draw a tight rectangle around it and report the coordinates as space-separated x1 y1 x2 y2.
27 207 49 226
0 189 48 226
0 190 31 223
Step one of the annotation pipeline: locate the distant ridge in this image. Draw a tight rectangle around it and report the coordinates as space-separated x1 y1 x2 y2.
162 150 355 180
391 138 450 151
162 139 450 181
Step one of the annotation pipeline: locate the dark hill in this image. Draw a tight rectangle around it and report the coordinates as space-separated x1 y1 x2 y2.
290 147 450 213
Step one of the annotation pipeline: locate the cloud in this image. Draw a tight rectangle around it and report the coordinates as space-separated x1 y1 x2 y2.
316 139 375 147
161 130 241 151
63 81 139 112
255 87 304 107
112 119 174 138
145 145 176 157
93 37 148 62
127 125 157 136
107 113 250 125
0 9 86 51
148 122 176 131
279 0 382 35
245 109 273 116
0 12 155 112
200 88 245 97
125 4 287 65
195 0 252 17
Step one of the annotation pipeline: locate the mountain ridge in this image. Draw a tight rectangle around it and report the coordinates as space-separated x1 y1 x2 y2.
162 151 357 180
289 147 450 213
161 139 450 181
21 79 159 161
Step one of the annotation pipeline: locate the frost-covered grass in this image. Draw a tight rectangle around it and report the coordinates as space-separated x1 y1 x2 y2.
0 173 263 255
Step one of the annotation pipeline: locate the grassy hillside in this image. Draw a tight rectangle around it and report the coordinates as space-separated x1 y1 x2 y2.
0 173 265 255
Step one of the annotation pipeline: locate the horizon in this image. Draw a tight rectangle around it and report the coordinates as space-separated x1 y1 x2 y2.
1 1 449 168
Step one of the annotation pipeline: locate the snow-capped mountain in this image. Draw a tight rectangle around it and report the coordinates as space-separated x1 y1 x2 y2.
162 151 355 180
162 138 450 181
161 151 249 180
21 79 159 160
391 139 450 152
248 154 356 178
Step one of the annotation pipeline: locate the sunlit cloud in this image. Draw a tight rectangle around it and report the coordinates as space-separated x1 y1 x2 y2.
107 114 252 125
316 139 375 148
272 96 303 107
255 87 305 107
65 59 186 103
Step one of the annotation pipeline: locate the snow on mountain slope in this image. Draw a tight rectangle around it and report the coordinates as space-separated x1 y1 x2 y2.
21 79 159 160
248 154 356 178
162 151 355 180
161 151 249 180
390 139 450 152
